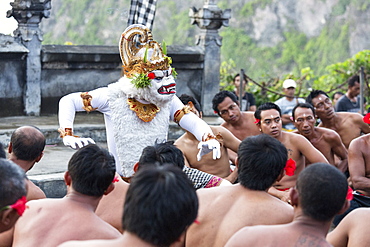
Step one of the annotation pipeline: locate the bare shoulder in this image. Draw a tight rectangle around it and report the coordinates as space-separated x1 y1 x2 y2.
349 133 370 148
316 127 341 140
59 238 121 247
242 111 255 119
26 180 46 201
337 111 363 122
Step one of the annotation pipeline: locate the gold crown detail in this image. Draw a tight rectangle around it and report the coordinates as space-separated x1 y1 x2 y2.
119 24 171 78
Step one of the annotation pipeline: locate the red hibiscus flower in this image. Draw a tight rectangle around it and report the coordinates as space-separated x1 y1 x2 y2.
11 196 27 216
254 119 260 124
112 176 119 183
285 158 296 176
363 113 370 124
147 72 156 80
346 186 353 201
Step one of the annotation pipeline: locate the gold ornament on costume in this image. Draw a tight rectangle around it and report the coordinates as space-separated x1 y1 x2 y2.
80 92 98 112
127 98 160 122
119 24 171 79
174 106 191 124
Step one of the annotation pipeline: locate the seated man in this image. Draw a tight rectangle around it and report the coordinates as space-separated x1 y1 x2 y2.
137 141 231 188
175 94 240 183
306 90 370 148
254 102 328 202
0 126 47 247
332 130 370 226
292 103 348 172
327 207 370 247
0 159 27 233
59 165 198 247
226 163 350 247
185 134 294 247
13 145 121 247
212 90 260 162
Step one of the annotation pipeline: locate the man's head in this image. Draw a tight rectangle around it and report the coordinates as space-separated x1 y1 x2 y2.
212 91 241 123
137 141 185 170
0 158 27 233
179 94 202 118
66 144 116 197
332 91 344 106
294 163 349 221
9 126 45 164
282 79 297 98
254 102 282 138
347 75 360 98
292 103 316 137
123 164 198 247
237 134 287 190
233 73 247 89
306 90 334 121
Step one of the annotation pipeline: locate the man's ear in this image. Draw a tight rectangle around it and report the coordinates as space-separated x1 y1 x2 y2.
8 142 12 154
290 188 299 205
133 162 139 173
35 151 44 163
0 208 19 231
187 101 195 109
337 199 350 215
64 171 72 186
234 157 239 169
104 183 115 195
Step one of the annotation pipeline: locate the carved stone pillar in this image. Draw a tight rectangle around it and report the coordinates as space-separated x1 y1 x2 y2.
189 0 231 116
7 0 51 116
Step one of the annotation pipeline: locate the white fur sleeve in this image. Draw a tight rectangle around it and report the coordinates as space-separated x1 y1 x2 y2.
170 96 213 142
58 87 110 129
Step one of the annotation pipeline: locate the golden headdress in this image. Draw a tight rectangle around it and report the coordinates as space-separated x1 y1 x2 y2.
119 24 172 87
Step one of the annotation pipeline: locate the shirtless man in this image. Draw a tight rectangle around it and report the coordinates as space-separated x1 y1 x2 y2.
226 163 350 247
292 103 348 172
185 134 294 247
137 141 231 188
175 94 240 183
327 208 370 247
13 144 121 247
254 102 328 202
212 90 260 162
306 90 370 148
0 126 46 247
0 159 27 234
59 165 198 247
332 132 370 226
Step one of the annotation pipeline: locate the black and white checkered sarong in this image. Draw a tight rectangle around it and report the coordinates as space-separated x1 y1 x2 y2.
127 0 157 30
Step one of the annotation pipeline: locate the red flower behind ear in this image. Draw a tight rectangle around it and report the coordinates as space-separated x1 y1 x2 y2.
285 158 296 176
363 113 370 124
346 186 353 201
214 110 218 114
254 119 260 124
112 176 119 183
11 196 27 216
147 72 155 80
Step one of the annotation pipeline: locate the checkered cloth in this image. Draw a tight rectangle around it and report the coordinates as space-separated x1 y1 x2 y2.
183 166 222 189
127 0 157 30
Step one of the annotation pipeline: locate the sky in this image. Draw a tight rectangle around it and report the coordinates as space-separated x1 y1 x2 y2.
0 0 18 35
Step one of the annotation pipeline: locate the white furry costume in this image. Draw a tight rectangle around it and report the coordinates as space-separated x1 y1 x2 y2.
58 24 218 177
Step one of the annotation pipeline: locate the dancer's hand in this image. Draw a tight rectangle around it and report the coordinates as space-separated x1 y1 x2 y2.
62 135 95 149
197 138 221 161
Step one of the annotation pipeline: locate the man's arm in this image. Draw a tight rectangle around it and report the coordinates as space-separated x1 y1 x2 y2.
348 137 370 193
329 131 348 172
326 210 352 247
268 186 291 203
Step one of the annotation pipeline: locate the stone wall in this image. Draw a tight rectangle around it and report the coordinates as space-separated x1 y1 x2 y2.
0 41 205 116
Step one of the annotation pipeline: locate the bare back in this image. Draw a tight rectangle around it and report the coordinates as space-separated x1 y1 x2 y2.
319 112 370 148
175 126 240 178
327 208 370 247
226 222 331 247
13 198 121 247
185 185 294 247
